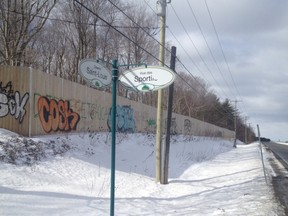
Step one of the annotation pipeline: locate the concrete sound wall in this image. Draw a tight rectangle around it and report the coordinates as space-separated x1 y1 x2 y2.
0 66 234 139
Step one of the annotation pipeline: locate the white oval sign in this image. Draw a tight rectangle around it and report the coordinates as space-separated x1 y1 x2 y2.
79 59 112 88
119 66 175 92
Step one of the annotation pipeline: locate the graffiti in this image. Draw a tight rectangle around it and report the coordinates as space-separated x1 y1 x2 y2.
144 118 156 133
147 118 156 127
0 81 29 123
87 103 105 120
0 81 13 94
37 96 80 133
33 93 59 118
34 93 108 122
165 117 177 135
170 118 177 135
70 100 107 121
66 99 108 121
184 119 192 134
107 105 136 133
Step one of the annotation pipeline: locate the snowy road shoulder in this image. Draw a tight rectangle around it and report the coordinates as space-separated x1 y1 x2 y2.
113 143 284 215
0 132 285 215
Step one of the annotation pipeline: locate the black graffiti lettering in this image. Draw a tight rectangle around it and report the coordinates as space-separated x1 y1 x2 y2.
0 81 13 95
0 91 30 123
37 96 80 133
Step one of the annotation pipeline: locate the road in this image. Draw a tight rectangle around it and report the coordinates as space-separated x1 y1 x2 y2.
264 141 288 214
264 141 288 168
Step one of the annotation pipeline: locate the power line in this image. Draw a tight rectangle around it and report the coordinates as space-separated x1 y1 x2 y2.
72 0 164 67
71 0 191 97
204 0 248 115
141 1 239 121
74 0 237 123
142 1 212 93
167 2 248 120
143 0 158 15
186 0 237 100
107 0 161 46
169 3 231 100
166 27 208 92
2 8 160 30
164 27 237 121
1 0 242 124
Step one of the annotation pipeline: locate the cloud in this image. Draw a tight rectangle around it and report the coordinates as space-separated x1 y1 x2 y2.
146 0 288 141
205 0 288 35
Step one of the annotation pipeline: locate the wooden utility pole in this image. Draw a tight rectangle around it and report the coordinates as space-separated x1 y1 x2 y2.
156 0 170 182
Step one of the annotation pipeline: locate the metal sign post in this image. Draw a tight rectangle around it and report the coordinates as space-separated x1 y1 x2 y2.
79 58 117 214
110 59 118 216
80 58 175 215
257 124 268 185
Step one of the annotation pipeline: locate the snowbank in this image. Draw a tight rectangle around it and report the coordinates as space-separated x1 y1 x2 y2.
0 129 284 215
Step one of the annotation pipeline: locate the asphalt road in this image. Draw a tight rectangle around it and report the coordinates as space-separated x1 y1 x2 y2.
264 142 288 168
264 141 288 214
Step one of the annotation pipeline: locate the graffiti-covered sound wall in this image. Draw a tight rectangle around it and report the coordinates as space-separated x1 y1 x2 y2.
0 66 234 138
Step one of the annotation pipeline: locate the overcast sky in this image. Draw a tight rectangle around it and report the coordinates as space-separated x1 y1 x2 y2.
142 0 288 141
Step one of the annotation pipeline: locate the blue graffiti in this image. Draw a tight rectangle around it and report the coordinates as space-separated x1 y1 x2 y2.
107 105 136 133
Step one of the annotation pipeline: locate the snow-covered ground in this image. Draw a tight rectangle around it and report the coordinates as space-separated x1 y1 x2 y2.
277 142 288 145
0 129 285 215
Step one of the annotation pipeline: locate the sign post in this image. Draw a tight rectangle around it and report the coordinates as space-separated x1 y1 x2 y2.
79 58 116 215
80 60 175 215
110 59 118 216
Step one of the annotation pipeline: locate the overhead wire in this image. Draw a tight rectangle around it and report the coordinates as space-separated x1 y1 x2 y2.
2 8 159 30
108 0 239 121
169 3 231 101
166 27 208 92
143 0 158 14
107 0 210 95
72 0 165 67
137 1 209 86
142 0 240 121
204 0 248 115
143 0 230 100
167 1 248 118
1 0 240 123
142 1 245 121
57 0 237 122
71 0 202 96
186 0 237 100
107 0 162 49
142 0 230 100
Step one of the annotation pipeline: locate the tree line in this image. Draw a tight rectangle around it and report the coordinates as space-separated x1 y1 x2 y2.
0 0 255 142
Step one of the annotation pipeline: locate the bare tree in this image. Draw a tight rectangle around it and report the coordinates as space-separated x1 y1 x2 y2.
173 72 210 118
116 1 159 102
32 21 69 78
53 1 120 82
120 1 158 65
0 0 57 66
